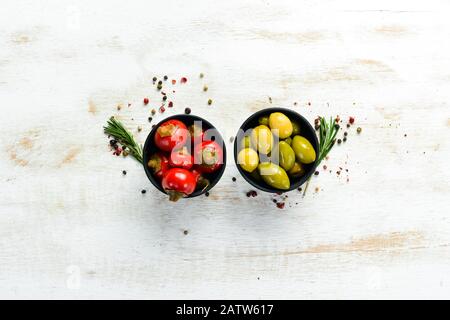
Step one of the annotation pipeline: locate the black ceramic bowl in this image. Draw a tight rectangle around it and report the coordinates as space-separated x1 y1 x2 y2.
143 114 227 198
233 107 319 193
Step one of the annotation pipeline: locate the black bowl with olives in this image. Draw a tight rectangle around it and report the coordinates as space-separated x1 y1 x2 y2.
233 107 319 193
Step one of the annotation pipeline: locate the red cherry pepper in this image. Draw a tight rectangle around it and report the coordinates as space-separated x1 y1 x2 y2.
169 146 193 170
162 168 196 201
194 140 223 174
154 119 188 152
188 124 204 144
147 152 169 180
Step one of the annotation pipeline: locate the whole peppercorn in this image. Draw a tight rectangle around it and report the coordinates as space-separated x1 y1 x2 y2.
168 101 173 108
143 97 149 105
141 189 146 194
344 132 348 136
183 230 188 235
109 139 117 146
347 124 350 128
158 80 162 85
343 137 347 142
162 95 167 101
159 106 166 113
148 117 152 122
357 127 362 134
163 75 168 81
314 171 319 176
152 76 157 82
151 109 156 115
207 99 212 105
180 77 187 84
203 85 208 92
349 116 355 124
337 139 342 144
232 177 236 182
157 84 162 90
276 202 285 209
184 107 191 114
205 192 210 197
122 170 127 175
172 79 176 85
199 73 204 78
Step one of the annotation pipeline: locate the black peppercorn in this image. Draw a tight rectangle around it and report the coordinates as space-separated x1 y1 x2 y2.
152 76 157 82
232 177 236 182
141 189 146 194
162 96 167 101
337 139 342 144
122 170 127 175
184 107 191 114
148 117 152 122
163 75 168 81
205 192 210 197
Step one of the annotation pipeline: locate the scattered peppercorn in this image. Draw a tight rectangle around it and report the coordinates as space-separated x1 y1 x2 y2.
180 77 187 84
109 139 117 147
172 79 176 85
151 109 156 115
232 177 236 182
203 85 208 92
207 99 212 105
157 84 162 90
163 75 168 81
344 132 348 136
162 95 167 101
205 191 210 197
158 80 162 85
143 98 149 105
159 106 166 113
183 230 188 235
152 76 157 83
168 101 173 108
276 202 285 209
117 105 121 111
251 190 257 197
404 134 407 137
141 189 146 194
349 116 355 124
184 107 191 114
337 139 342 144
357 127 362 134
297 187 302 192
343 137 347 142
314 171 319 176
122 170 127 175
137 126 142 132
273 199 277 203
323 165 327 170
148 117 152 122
347 124 350 128
199 73 204 78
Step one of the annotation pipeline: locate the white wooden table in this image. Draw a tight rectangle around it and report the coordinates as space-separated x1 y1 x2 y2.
1 0 449 299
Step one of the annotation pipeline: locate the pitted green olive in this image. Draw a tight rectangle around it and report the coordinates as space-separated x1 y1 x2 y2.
288 161 306 178
291 121 301 135
258 115 269 126
292 135 316 164
277 141 295 171
268 112 293 139
258 162 290 190
251 125 273 154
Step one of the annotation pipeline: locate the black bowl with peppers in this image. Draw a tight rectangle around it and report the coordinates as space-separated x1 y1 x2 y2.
143 114 226 201
234 107 319 193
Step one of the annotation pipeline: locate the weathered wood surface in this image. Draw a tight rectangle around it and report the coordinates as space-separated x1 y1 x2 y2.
0 0 449 299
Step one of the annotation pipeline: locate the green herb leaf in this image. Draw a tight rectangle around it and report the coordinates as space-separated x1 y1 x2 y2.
104 117 143 164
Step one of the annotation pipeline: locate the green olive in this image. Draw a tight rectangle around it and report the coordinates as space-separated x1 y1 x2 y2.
258 115 269 126
240 136 251 149
284 137 292 145
291 121 301 135
258 162 290 190
288 161 306 178
292 135 316 164
251 125 273 154
277 141 295 171
269 112 293 139
237 148 259 173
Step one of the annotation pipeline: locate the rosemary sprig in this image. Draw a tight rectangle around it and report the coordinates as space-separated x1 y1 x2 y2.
104 116 143 164
303 116 339 196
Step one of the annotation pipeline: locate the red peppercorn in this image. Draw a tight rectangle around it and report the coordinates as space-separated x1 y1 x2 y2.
349 116 355 124
172 79 176 85
168 101 173 108
180 77 187 84
159 106 165 113
276 202 285 209
143 98 149 105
